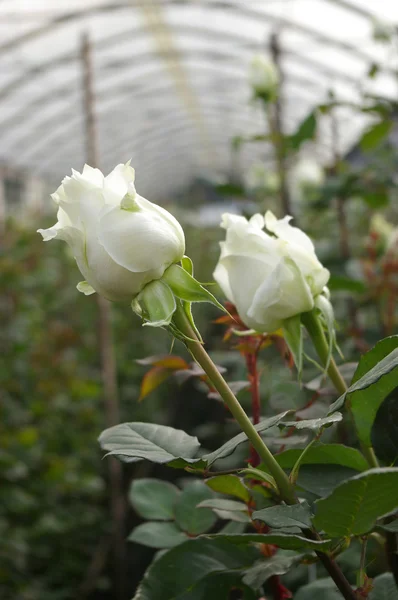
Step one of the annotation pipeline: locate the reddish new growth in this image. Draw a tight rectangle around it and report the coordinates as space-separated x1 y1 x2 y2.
215 301 292 465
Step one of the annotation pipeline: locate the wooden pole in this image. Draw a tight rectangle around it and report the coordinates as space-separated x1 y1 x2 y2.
269 32 293 217
81 32 126 600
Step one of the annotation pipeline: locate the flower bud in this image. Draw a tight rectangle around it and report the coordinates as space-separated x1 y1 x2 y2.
249 54 279 100
213 211 329 334
38 162 185 302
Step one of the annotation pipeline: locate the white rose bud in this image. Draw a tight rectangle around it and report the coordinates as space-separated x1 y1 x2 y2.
249 54 279 99
38 162 185 302
213 211 330 333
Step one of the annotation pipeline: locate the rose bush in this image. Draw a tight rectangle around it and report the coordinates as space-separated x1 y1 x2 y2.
38 162 185 302
213 210 330 333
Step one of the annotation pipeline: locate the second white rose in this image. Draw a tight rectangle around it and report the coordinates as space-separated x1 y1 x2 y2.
213 211 330 333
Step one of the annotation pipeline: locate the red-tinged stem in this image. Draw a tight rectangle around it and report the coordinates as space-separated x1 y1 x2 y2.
245 345 262 466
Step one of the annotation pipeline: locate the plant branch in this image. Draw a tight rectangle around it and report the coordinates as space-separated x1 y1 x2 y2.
173 304 357 600
173 303 296 505
245 344 262 466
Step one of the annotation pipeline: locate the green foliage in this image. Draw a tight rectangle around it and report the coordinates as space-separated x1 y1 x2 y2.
371 391 398 464
253 502 313 530
369 573 398 599
360 120 393 151
294 578 341 600
174 480 217 535
242 551 304 589
129 479 180 520
205 474 250 502
313 467 398 537
202 411 292 466
132 538 258 600
286 110 317 151
329 337 398 447
99 422 203 466
275 444 369 472
206 532 333 551
128 521 189 549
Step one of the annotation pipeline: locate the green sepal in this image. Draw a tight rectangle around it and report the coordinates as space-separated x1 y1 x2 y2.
314 295 336 371
181 255 194 276
162 264 226 312
283 314 303 378
180 256 203 342
132 280 176 328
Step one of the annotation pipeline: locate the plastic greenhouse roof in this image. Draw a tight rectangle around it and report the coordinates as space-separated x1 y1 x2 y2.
0 0 397 199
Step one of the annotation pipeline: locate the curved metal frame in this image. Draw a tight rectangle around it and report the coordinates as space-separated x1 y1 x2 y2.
0 0 393 193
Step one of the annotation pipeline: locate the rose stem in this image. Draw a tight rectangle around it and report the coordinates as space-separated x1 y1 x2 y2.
172 304 358 600
245 342 262 466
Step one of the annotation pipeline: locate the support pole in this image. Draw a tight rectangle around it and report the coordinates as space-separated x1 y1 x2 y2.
81 33 126 600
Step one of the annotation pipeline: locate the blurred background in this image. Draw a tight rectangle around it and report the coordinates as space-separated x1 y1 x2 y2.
1 1 398 599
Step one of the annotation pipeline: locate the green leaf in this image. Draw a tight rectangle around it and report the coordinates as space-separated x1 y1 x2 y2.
369 573 398 600
197 499 251 523
215 182 246 197
220 521 247 534
162 264 225 311
371 391 398 464
241 467 277 488
132 538 259 600
288 111 317 150
205 475 250 502
362 190 389 209
253 502 312 529
296 465 360 497
198 498 248 512
133 280 176 327
129 478 180 520
329 337 398 447
275 444 369 472
174 480 217 535
243 551 304 589
128 521 188 549
313 467 398 537
378 520 398 533
203 411 292 467
98 422 203 466
281 413 343 431
295 578 342 600
282 315 303 376
328 275 366 294
360 119 393 151
205 532 333 551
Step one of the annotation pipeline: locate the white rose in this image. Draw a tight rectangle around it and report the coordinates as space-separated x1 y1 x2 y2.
213 211 330 333
249 54 279 98
38 162 185 302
